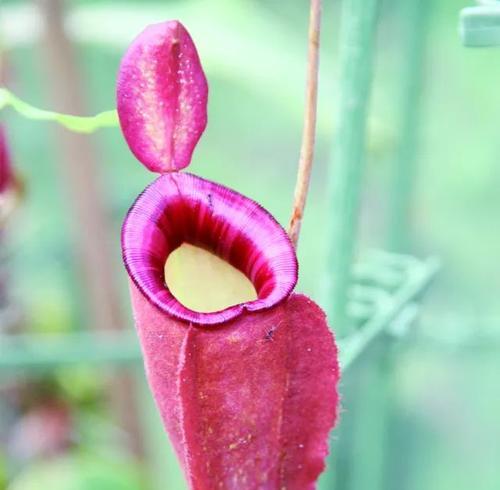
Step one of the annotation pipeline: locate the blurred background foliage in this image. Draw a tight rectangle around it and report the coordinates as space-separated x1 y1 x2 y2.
1 0 500 489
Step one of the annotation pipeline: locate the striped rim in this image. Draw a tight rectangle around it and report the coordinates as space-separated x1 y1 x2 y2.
122 172 298 325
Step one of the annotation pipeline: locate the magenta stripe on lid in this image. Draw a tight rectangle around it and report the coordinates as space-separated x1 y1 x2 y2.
121 172 298 325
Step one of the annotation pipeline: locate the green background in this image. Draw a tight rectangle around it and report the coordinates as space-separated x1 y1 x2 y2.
1 0 500 489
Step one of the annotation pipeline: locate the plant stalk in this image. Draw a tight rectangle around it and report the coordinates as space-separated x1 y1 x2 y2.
326 0 380 338
288 0 322 248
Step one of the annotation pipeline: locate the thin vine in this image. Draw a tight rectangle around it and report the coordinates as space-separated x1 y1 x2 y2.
0 87 118 133
288 0 322 248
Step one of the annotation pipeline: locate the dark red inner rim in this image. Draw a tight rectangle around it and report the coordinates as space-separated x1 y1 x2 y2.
154 196 276 299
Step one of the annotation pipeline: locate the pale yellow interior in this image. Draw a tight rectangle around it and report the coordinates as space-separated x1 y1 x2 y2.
164 243 258 313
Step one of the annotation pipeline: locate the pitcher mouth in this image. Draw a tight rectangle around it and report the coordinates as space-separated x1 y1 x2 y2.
121 172 298 325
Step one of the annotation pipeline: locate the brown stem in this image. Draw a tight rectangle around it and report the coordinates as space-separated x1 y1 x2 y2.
288 0 322 248
36 0 143 456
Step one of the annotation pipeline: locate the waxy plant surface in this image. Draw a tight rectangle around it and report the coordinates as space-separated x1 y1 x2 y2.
132 284 338 489
118 19 340 490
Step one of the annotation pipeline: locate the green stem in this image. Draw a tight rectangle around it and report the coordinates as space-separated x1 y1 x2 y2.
387 0 432 252
326 0 381 338
0 87 118 133
346 342 395 490
0 331 141 373
322 2 381 488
